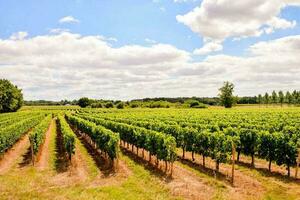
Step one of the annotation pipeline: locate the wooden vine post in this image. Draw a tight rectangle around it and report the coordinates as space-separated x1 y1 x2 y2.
115 157 119 171
231 142 236 185
30 141 35 166
69 146 72 162
113 147 120 171
295 148 300 179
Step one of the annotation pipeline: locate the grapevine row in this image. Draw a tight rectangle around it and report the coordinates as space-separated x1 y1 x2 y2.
29 115 52 158
0 112 33 129
78 113 232 171
82 112 300 176
66 114 119 161
76 114 177 164
0 114 45 154
57 115 76 160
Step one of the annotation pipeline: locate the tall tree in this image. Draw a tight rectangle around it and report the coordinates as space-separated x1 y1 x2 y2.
0 79 23 113
257 94 263 106
264 92 270 107
278 91 284 107
292 90 298 104
218 81 235 108
285 91 292 105
297 91 300 105
271 90 278 104
253 96 258 104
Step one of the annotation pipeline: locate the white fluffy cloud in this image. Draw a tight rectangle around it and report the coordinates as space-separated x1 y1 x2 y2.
284 0 300 6
174 0 197 2
193 40 223 55
176 0 297 41
0 32 189 100
145 38 157 44
0 32 299 100
49 28 70 34
59 16 80 24
9 32 28 40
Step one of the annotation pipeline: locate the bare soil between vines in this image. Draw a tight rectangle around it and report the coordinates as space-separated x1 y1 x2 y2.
0 133 30 174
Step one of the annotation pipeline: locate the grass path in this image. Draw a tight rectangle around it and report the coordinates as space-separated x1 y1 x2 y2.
36 120 54 170
48 118 57 171
74 136 99 180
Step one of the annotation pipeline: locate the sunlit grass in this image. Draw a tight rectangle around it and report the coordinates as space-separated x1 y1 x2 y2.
75 137 99 179
0 149 179 200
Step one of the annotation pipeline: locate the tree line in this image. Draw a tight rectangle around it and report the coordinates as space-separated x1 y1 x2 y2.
1 79 299 111
257 90 300 106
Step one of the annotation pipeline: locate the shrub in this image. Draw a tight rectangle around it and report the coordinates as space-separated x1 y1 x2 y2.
192 103 208 109
105 102 114 108
116 102 124 109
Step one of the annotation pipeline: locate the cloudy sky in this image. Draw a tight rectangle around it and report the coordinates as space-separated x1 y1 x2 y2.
0 0 300 100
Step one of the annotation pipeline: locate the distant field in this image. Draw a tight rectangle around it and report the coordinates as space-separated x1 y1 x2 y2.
235 104 300 108
1 107 300 200
20 105 80 111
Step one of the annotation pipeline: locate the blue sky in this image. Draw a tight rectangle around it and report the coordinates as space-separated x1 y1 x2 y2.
1 0 298 54
0 0 201 50
0 0 300 100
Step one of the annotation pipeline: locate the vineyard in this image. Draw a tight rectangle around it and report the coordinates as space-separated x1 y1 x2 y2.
0 107 300 200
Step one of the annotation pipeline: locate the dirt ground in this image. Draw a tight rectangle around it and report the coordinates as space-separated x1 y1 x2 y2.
0 133 30 175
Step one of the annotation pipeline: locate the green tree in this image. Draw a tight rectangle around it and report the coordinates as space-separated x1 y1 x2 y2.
257 94 263 106
278 91 285 107
297 91 300 105
264 93 270 107
271 90 278 104
292 90 298 104
218 81 235 108
0 79 23 113
78 97 91 108
285 91 293 105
